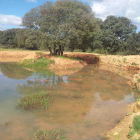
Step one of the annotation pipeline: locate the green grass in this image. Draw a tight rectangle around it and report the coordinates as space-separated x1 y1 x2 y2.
56 55 83 61
36 51 45 55
137 96 140 101
17 92 52 111
32 129 68 140
128 130 135 138
21 58 54 68
136 89 140 93
133 115 140 134
132 62 138 65
137 78 140 82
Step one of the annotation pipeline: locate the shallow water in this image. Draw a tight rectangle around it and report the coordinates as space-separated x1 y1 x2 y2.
0 63 136 140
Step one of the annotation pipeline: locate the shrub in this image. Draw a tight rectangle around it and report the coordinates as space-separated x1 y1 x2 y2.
93 49 109 55
133 115 140 134
132 62 138 65
128 129 135 138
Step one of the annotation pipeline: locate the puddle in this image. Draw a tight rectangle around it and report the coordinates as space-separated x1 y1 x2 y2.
0 63 136 140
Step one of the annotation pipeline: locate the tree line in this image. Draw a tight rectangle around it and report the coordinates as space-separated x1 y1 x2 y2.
0 0 140 55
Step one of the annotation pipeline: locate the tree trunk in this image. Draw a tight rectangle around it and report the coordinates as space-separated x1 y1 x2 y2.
54 47 56 55
53 43 57 55
61 46 64 56
48 47 52 55
59 45 61 56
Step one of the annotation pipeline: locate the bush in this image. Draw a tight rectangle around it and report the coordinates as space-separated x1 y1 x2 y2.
93 49 109 55
133 115 140 134
128 129 135 138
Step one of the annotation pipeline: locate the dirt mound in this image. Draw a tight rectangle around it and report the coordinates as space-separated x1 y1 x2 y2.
64 53 100 64
48 56 87 70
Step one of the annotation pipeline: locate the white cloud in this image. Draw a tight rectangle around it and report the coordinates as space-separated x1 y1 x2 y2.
91 0 140 29
0 14 22 26
27 0 37 2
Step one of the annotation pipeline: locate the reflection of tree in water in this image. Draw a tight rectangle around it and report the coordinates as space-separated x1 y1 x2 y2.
0 62 33 79
65 65 132 102
16 74 66 95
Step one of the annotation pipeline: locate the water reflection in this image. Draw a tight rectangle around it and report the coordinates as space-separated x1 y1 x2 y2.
0 62 33 79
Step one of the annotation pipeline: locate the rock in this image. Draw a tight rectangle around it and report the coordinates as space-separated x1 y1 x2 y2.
129 124 133 128
113 132 119 136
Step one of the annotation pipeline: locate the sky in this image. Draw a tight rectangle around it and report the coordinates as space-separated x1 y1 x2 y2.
0 0 140 31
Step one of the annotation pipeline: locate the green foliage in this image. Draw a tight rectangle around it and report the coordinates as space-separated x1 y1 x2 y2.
137 96 140 101
0 28 18 48
126 112 133 116
133 115 140 134
15 29 47 50
22 0 99 55
128 130 135 138
94 15 137 54
21 58 54 68
32 129 68 140
93 48 109 55
132 62 138 65
136 89 140 93
137 79 140 82
36 51 45 55
17 92 52 111
56 55 83 61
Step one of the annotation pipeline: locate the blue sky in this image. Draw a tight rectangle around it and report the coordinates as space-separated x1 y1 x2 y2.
0 0 140 31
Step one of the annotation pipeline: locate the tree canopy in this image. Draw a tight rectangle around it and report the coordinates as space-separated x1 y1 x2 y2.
94 15 137 54
22 0 99 55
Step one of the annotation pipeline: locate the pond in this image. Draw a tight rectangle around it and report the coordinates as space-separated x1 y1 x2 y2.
0 62 136 140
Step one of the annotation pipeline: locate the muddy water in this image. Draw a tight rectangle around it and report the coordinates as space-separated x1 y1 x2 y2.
0 63 136 140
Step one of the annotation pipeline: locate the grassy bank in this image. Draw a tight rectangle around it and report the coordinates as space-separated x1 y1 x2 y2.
56 55 83 61
21 58 54 69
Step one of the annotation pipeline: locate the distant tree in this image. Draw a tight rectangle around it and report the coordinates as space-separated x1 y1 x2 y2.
15 29 48 50
94 16 137 54
22 0 99 55
0 29 18 48
126 32 140 54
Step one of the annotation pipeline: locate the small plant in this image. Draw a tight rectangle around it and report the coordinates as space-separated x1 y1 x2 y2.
132 86 136 89
78 75 82 79
36 51 45 55
69 92 83 99
32 129 68 140
133 115 140 134
136 88 140 93
56 55 83 61
132 62 138 65
128 129 135 138
137 78 140 82
137 96 140 101
123 58 127 63
17 92 52 111
126 112 133 116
